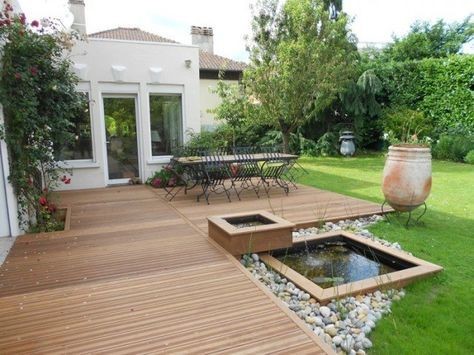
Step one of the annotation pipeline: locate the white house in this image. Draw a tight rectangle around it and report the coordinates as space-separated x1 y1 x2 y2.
61 0 200 190
89 25 247 132
0 0 246 238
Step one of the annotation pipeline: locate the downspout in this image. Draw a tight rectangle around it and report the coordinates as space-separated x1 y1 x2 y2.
0 142 12 237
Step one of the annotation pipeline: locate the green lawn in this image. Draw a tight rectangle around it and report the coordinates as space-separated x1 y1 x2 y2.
297 154 474 355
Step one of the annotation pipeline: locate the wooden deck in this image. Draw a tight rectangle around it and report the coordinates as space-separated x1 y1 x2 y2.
163 182 386 233
0 184 385 354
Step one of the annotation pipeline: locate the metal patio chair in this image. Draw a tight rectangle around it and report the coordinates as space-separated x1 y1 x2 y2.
260 146 290 196
232 146 263 198
197 151 238 204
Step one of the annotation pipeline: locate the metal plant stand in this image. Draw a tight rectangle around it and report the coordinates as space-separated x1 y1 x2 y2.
381 201 427 228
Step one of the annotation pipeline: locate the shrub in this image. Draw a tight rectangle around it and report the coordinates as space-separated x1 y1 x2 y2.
146 167 175 188
433 135 474 162
382 107 433 144
315 132 339 156
465 150 474 164
374 55 474 136
0 7 81 231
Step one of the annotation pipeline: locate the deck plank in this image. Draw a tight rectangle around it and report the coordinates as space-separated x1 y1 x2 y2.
0 185 338 354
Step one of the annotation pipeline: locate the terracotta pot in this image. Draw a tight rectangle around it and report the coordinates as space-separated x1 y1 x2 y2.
382 145 432 212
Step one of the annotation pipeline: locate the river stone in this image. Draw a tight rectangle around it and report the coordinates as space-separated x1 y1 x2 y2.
366 320 376 329
320 306 331 318
332 335 343 346
314 316 324 326
362 338 373 349
325 324 338 337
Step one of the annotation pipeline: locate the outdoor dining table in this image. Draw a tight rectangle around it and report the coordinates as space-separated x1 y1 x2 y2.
169 152 299 197
172 153 299 166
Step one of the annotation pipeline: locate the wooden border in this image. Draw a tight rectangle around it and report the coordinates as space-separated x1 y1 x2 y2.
208 210 295 255
261 230 443 304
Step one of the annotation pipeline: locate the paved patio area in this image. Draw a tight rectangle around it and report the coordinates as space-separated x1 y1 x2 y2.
0 184 385 353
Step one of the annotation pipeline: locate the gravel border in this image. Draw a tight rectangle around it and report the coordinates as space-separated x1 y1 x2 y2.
241 215 406 355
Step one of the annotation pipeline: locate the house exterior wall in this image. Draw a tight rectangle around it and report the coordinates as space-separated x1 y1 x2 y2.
0 0 22 238
0 146 10 237
199 78 240 131
58 38 200 190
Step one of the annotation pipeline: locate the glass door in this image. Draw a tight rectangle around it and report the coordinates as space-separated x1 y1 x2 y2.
103 96 139 183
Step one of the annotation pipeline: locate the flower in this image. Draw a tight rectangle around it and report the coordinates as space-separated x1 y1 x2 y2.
31 20 39 27
39 196 47 206
151 178 162 188
64 178 71 184
29 66 38 76
14 72 21 80
19 13 26 25
47 203 56 213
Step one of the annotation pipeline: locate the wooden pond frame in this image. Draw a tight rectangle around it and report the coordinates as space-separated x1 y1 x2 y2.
208 210 295 255
260 230 443 304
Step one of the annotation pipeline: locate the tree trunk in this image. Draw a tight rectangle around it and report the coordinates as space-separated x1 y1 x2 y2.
282 131 290 153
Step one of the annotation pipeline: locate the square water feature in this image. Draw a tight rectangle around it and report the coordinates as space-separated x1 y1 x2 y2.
224 215 275 229
208 210 295 255
260 230 443 303
274 239 413 289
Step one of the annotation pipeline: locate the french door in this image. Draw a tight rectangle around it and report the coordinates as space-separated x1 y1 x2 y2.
102 95 139 184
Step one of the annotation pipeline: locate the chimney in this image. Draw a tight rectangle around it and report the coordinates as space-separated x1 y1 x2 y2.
191 26 214 54
69 0 86 35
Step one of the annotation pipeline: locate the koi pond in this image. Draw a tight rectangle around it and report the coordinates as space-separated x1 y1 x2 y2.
275 239 413 288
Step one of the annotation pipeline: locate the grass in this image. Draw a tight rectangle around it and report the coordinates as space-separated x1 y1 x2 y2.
297 153 474 355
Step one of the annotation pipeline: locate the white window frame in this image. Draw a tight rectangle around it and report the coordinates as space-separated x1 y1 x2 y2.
59 82 97 169
146 85 185 165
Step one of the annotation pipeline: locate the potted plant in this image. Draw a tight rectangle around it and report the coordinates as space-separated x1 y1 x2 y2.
381 108 433 212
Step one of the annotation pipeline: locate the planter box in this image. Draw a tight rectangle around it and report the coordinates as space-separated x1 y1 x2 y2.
53 207 71 231
208 210 295 255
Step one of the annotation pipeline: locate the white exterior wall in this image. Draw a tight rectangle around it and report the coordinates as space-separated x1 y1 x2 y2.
0 146 10 237
199 78 240 131
0 0 22 238
59 38 200 190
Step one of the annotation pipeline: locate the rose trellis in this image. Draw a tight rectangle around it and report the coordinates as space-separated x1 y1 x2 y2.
0 3 82 231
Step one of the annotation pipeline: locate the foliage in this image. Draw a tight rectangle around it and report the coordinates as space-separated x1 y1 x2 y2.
297 155 474 354
146 167 175 188
0 5 81 231
373 55 474 136
464 150 474 164
245 0 358 152
432 134 474 162
382 17 474 61
209 79 256 148
312 132 338 156
185 126 233 151
381 106 432 145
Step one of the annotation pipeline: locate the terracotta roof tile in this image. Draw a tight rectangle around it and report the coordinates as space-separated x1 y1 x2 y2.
199 51 246 71
89 27 246 72
89 27 177 44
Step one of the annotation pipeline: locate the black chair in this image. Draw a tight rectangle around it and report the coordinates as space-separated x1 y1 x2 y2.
163 147 204 201
282 159 308 189
260 146 290 195
232 146 263 198
197 151 238 204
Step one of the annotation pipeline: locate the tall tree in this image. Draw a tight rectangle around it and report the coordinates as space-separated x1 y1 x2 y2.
383 17 473 61
245 0 357 152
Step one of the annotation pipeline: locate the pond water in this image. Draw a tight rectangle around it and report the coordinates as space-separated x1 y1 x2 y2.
225 215 275 229
276 241 402 288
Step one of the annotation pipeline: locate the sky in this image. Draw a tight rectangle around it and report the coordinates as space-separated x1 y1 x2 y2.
18 0 474 62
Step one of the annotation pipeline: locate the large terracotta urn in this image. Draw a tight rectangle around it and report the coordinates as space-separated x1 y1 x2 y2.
382 145 432 212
